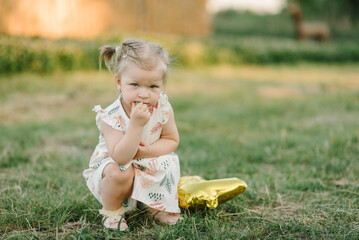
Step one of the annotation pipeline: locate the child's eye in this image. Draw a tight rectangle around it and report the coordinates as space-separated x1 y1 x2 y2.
130 83 139 87
150 85 158 89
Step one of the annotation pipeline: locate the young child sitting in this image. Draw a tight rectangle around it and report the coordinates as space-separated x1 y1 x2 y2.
83 39 182 231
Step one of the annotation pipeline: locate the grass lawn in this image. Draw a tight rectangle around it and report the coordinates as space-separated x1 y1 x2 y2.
1 64 359 239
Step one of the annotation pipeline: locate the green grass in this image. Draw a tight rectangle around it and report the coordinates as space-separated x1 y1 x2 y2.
1 65 359 239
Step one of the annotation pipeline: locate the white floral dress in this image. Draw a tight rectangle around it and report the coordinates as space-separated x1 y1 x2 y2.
83 93 181 213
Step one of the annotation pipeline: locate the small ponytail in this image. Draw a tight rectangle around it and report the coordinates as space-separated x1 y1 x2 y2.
99 45 116 73
99 39 170 82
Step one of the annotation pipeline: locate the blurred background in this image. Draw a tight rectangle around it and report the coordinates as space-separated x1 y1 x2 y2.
0 0 359 73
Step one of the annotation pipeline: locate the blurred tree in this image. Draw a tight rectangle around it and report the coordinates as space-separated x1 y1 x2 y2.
295 0 359 25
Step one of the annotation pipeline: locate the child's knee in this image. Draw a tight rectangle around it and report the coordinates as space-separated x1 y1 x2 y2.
122 165 135 182
103 164 134 185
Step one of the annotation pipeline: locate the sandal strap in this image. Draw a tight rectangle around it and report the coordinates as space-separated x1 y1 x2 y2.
102 214 128 231
99 207 127 218
150 210 161 218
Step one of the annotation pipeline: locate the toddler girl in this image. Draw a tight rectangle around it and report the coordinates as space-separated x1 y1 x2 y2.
83 39 182 231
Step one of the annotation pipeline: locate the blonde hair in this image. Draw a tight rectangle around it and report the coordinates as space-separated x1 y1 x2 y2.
99 39 170 83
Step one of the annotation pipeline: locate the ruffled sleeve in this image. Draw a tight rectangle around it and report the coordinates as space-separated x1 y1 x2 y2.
93 104 125 132
158 93 171 125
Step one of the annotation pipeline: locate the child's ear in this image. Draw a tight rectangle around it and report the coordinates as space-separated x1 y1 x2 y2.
115 75 121 92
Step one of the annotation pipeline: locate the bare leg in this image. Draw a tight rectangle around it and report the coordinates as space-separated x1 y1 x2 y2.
100 163 134 210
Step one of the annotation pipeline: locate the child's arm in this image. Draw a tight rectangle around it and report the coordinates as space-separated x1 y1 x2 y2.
134 105 179 159
101 102 151 165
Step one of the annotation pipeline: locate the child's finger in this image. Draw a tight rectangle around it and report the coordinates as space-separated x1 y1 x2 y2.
140 103 148 111
133 102 145 113
144 105 150 113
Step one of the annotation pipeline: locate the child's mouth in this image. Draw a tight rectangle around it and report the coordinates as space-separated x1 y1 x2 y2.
134 101 149 106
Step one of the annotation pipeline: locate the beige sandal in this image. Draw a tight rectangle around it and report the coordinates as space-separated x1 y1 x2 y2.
148 208 183 225
99 207 128 231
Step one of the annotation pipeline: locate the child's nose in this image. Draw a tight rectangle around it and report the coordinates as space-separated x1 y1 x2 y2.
138 88 150 98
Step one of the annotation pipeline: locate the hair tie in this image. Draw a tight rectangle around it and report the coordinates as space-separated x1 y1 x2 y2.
123 50 128 59
115 46 121 57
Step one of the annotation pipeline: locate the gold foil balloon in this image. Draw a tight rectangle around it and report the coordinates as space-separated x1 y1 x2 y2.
178 176 247 210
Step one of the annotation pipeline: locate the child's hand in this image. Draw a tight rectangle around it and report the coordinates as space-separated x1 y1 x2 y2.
130 102 151 127
134 141 151 159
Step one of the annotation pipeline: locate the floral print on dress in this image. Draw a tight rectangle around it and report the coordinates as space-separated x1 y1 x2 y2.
160 172 176 194
148 192 164 202
146 158 160 174
160 159 170 170
108 106 119 115
115 115 126 129
141 176 155 189
151 122 162 134
149 202 166 211
119 165 127 172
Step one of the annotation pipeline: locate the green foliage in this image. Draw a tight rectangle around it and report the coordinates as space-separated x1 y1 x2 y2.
0 35 99 74
213 10 295 38
297 0 359 23
174 37 359 65
1 21 359 75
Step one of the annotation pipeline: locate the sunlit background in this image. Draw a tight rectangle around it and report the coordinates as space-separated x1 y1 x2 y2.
0 0 288 38
1 0 358 74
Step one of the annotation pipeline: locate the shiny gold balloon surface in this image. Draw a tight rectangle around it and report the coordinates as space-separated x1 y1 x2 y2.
178 176 247 210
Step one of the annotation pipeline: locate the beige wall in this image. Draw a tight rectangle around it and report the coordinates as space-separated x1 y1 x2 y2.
0 0 211 38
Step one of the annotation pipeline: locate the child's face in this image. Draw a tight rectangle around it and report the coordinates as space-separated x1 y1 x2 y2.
117 61 164 114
